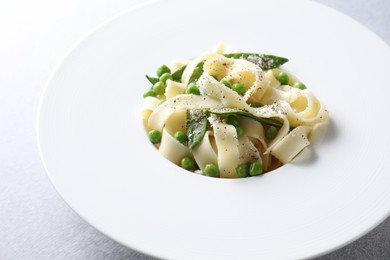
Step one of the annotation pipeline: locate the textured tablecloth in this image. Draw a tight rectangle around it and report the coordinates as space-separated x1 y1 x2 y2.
1 0 389 259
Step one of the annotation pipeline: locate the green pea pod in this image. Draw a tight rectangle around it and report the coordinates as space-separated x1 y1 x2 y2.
145 75 159 85
223 53 288 70
171 65 187 82
186 109 208 151
206 108 283 129
188 61 205 84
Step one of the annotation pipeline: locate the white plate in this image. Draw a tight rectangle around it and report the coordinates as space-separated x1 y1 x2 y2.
37 0 390 259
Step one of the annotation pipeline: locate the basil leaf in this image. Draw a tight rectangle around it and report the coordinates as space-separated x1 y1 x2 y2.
186 109 208 151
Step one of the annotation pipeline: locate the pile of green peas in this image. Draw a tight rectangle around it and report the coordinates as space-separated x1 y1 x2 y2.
180 157 219 177
276 71 306 90
143 64 172 98
148 129 188 145
236 161 263 178
220 79 245 95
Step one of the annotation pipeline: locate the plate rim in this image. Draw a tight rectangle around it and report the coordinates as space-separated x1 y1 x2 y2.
36 0 390 259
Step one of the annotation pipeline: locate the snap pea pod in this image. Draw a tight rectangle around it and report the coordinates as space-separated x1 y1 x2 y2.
171 65 187 82
206 108 283 128
186 109 208 151
188 61 205 84
223 53 288 70
145 75 159 85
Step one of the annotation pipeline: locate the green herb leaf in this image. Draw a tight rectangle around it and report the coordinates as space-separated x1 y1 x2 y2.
186 109 208 151
145 75 160 85
223 53 288 70
171 65 187 82
206 108 283 128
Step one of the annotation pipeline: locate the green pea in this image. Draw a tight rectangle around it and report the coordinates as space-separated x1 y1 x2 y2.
236 126 244 139
266 126 278 140
143 90 156 98
220 79 231 88
236 163 249 178
156 65 171 77
174 131 188 143
224 115 239 127
148 129 161 144
186 83 201 95
157 99 166 106
277 71 289 85
204 163 219 177
249 161 263 176
152 81 166 95
231 83 245 95
159 73 172 84
293 82 306 90
181 156 196 170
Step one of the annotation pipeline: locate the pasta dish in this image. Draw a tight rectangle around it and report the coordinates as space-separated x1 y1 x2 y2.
141 44 329 178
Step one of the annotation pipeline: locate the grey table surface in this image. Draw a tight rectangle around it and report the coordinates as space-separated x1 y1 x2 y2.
1 0 389 259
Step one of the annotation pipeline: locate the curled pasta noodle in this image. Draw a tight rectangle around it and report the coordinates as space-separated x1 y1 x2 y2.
142 43 329 178
238 137 262 165
239 116 267 149
192 130 218 171
181 52 222 85
269 126 312 164
212 120 239 178
284 89 329 127
165 80 186 99
141 96 160 129
159 128 190 165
